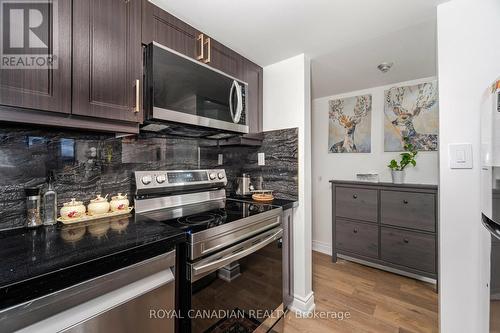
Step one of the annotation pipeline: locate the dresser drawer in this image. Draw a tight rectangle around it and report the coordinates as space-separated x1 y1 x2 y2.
380 190 436 232
381 227 436 273
335 187 378 222
336 219 378 258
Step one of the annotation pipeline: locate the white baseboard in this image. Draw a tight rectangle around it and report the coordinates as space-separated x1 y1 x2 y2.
288 291 315 315
312 240 331 255
337 254 436 284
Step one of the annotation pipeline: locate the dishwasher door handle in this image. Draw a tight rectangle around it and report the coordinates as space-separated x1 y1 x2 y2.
190 227 283 280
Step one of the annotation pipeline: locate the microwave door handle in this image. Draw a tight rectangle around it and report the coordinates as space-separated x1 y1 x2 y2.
229 81 235 122
234 81 243 123
229 80 243 124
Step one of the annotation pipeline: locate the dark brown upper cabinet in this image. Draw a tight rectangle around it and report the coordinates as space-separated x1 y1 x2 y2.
243 60 263 133
0 0 71 114
192 34 245 82
142 1 242 81
72 0 143 123
204 38 241 80
0 0 259 135
142 1 199 60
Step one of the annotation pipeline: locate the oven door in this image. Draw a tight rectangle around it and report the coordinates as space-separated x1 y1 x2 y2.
188 227 283 333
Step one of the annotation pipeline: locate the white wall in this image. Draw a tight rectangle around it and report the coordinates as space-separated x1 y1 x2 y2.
263 54 315 314
438 0 500 332
311 77 439 253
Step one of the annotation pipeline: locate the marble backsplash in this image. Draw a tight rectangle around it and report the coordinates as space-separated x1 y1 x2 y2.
0 125 298 230
202 128 299 199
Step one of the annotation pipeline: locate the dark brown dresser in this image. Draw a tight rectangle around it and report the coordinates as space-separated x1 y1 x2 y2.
330 180 438 282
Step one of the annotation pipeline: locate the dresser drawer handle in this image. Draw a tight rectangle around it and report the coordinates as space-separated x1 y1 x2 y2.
403 200 409 204
403 238 409 244
353 194 358 199
353 228 358 234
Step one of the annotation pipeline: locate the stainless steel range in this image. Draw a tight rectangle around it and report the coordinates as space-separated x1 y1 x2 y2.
134 169 284 333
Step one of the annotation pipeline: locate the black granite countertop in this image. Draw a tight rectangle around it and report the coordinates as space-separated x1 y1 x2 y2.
227 194 298 210
0 214 186 311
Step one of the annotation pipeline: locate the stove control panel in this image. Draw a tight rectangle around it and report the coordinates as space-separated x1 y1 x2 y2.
134 169 227 195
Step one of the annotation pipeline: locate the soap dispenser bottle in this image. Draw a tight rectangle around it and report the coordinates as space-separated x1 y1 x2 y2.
43 171 57 225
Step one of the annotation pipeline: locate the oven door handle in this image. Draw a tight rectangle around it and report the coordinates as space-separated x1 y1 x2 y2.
191 228 283 279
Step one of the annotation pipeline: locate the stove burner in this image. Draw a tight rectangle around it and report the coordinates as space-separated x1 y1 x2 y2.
177 211 227 227
249 204 263 213
184 214 216 225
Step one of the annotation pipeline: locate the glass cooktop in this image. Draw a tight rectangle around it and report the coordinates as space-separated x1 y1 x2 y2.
136 199 279 233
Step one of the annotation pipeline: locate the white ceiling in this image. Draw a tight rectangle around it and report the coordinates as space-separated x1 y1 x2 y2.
151 0 446 98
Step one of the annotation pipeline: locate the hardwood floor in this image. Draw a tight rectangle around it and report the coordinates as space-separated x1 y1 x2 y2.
282 251 438 333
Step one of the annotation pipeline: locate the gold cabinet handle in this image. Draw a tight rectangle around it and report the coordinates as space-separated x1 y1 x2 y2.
196 33 204 60
203 37 211 64
134 79 140 113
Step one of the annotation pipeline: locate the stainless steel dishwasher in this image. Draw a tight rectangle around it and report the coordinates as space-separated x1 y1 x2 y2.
1 250 176 333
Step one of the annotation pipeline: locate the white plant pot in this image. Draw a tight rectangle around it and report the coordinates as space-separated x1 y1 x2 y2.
391 170 406 184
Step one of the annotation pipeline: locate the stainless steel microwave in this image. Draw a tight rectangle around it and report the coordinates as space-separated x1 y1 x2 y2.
143 42 249 135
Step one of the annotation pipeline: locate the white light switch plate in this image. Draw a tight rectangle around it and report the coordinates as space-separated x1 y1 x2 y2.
258 153 265 166
449 143 473 169
218 154 223 165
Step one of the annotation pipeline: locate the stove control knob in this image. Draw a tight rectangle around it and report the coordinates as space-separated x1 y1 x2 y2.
141 175 152 185
156 174 166 184
209 173 217 180
218 172 225 179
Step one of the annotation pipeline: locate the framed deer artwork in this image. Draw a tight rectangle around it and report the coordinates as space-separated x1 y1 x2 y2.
328 95 372 153
384 81 439 151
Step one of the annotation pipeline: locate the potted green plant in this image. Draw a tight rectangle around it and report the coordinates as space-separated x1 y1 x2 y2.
388 138 418 184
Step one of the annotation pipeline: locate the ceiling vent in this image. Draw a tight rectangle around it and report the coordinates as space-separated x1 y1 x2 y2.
377 62 394 73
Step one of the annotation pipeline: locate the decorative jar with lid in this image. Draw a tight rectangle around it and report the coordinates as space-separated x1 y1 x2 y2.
110 193 129 212
60 199 86 219
87 195 110 216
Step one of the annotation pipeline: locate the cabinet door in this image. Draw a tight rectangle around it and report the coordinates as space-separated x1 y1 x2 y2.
142 1 199 60
0 0 71 113
72 0 142 123
335 187 378 222
243 60 263 133
381 227 436 274
381 190 436 232
336 219 379 258
207 39 242 79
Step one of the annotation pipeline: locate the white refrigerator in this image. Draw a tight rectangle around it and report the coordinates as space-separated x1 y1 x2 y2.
481 79 500 332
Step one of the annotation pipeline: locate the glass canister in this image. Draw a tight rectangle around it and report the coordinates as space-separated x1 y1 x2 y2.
25 187 42 228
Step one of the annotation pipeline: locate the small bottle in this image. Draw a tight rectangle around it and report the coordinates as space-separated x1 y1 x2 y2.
25 187 42 228
43 171 57 225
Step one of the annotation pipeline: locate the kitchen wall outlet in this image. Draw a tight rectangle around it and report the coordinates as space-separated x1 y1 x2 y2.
449 143 473 169
218 154 223 165
258 153 265 166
